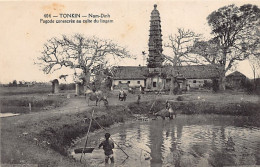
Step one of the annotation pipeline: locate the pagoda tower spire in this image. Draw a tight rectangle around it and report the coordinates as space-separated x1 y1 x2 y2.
147 4 164 68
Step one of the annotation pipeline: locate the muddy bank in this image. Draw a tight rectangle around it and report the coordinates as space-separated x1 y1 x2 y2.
36 105 133 157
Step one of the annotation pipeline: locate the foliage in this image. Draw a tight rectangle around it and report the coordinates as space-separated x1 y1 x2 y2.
203 80 213 89
12 80 17 86
212 79 219 92
192 4 260 90
59 83 75 90
90 67 113 91
176 96 184 101
241 79 254 94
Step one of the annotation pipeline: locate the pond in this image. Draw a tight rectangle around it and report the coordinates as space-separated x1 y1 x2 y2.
71 115 260 167
0 113 20 118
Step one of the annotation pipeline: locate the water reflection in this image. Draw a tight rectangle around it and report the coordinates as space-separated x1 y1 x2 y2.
72 115 260 167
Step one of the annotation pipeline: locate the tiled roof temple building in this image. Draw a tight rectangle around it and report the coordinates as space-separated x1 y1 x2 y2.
111 4 219 91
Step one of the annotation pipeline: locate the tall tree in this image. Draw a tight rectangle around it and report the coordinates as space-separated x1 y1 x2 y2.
249 55 260 89
37 34 131 87
163 28 200 94
193 4 260 91
164 28 201 66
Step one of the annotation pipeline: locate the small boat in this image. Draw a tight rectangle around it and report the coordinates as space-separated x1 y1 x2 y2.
74 147 95 154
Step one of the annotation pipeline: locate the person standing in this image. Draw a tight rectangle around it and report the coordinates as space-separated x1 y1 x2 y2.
166 100 176 119
99 133 115 164
137 94 141 104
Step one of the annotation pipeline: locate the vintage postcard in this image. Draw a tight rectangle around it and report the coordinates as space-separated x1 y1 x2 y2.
1 1 260 167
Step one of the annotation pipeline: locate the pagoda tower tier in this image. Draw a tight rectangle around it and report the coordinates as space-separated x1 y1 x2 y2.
147 4 164 68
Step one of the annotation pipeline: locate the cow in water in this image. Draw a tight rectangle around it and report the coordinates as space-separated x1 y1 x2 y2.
154 100 176 120
85 89 108 106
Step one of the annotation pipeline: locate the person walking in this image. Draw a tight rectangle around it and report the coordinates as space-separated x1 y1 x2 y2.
99 133 115 164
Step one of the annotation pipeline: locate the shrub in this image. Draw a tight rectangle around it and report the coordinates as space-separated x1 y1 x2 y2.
212 79 219 92
176 96 184 101
241 79 254 94
59 83 75 90
203 80 213 89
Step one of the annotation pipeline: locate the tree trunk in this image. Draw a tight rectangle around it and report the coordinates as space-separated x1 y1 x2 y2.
253 69 257 90
169 67 176 95
169 76 176 95
82 71 91 93
219 70 226 91
219 48 227 91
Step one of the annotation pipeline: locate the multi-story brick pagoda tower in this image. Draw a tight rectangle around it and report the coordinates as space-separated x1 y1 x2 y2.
147 4 164 68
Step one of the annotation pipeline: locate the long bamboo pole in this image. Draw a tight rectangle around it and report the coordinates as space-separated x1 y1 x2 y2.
80 109 95 162
93 118 129 158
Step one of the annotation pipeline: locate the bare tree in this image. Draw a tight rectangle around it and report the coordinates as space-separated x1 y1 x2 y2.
37 34 132 87
249 56 260 88
163 28 200 94
193 4 260 91
164 28 201 66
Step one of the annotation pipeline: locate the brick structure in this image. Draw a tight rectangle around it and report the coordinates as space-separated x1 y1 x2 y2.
147 4 164 68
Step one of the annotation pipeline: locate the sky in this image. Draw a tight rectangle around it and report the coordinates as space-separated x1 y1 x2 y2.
0 0 259 83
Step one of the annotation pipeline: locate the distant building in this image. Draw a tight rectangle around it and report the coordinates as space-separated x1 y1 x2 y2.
226 71 247 88
111 65 219 91
174 65 219 89
111 66 147 90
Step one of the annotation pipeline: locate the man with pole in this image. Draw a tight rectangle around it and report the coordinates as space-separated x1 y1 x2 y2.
99 133 115 164
93 119 129 159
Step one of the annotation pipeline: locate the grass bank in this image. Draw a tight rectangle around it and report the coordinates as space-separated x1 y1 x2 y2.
129 99 260 126
0 96 66 113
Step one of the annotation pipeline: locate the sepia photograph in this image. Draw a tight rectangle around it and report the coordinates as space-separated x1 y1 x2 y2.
1 1 260 166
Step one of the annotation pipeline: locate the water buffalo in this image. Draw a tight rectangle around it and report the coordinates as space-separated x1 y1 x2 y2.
154 107 176 120
85 89 108 106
